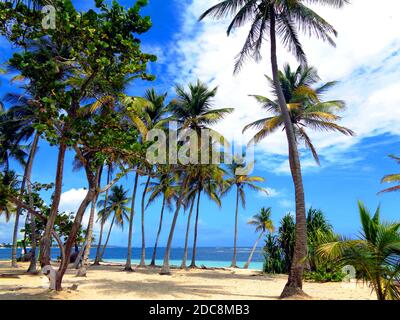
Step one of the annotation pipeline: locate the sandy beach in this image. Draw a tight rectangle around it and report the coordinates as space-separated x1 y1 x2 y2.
0 261 375 300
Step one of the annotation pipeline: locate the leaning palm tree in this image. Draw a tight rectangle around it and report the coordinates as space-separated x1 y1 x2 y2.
379 155 400 194
96 185 130 262
318 202 400 300
200 0 349 297
222 160 267 267
243 64 354 165
244 207 274 269
160 81 233 274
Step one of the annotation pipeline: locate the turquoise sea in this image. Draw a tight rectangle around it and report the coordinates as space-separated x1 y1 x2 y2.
0 247 264 270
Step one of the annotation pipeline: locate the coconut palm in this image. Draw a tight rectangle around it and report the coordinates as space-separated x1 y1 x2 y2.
0 95 40 268
244 207 274 269
243 64 354 165
189 165 224 268
200 0 349 297
96 185 130 261
171 80 234 134
146 168 178 267
160 81 233 274
222 160 267 267
0 171 20 222
123 89 170 270
318 202 400 300
379 155 400 194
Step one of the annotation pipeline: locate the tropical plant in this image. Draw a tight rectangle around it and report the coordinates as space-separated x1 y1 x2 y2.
318 202 400 300
243 64 354 165
160 81 233 274
200 0 349 297
263 234 285 274
146 168 178 267
244 207 274 269
96 185 131 261
379 155 400 194
222 160 267 267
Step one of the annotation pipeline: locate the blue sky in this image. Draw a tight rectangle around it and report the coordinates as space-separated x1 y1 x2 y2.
1 0 400 248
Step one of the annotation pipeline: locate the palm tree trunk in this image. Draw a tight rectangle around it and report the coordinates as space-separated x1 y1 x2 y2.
160 177 188 275
150 195 166 267
190 189 201 269
94 166 111 265
231 186 240 268
100 215 115 261
124 172 139 271
269 9 308 298
12 133 40 268
181 197 195 269
77 168 102 276
243 232 264 269
73 241 86 269
139 175 151 268
25 133 40 273
40 142 67 267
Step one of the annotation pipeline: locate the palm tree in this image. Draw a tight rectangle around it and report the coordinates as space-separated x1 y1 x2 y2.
243 64 354 165
200 0 348 297
222 160 267 267
96 185 130 262
0 171 20 222
94 163 113 265
379 155 400 194
123 89 170 270
318 202 400 300
181 188 196 269
189 165 224 268
244 207 274 269
0 96 40 268
160 81 233 274
146 168 178 267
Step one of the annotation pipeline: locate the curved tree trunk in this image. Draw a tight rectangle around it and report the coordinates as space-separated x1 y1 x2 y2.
243 232 264 269
40 142 67 267
269 10 308 298
94 166 111 265
181 197 195 269
189 189 201 269
77 168 102 276
100 215 115 261
231 186 240 268
55 171 97 291
124 172 139 271
12 133 40 268
150 195 166 267
25 133 40 274
73 242 86 269
160 177 188 275
139 175 151 268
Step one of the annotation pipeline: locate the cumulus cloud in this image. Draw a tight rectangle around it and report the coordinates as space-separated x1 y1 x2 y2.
166 0 400 174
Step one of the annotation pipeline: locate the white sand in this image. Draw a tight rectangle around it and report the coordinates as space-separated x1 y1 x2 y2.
0 261 375 300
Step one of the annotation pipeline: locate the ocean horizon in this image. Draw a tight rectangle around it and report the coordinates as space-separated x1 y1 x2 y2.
0 247 264 270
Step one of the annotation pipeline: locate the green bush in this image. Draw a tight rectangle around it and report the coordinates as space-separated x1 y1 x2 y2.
304 267 346 283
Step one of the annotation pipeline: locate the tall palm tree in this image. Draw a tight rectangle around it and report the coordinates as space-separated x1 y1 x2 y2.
244 207 274 269
243 64 354 165
160 81 233 274
146 168 178 267
94 163 113 265
0 96 40 268
222 160 267 267
200 0 348 297
181 187 196 269
96 185 130 262
189 165 224 268
379 155 400 194
123 89 170 270
318 202 400 300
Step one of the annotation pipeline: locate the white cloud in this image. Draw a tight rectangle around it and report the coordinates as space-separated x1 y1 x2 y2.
167 0 400 174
